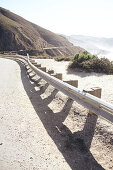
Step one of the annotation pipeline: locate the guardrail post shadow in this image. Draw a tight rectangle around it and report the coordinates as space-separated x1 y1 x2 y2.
26 67 33 75
82 87 102 148
39 83 50 95
58 98 74 123
26 66 31 71
29 73 37 79
26 64 36 77
54 80 78 133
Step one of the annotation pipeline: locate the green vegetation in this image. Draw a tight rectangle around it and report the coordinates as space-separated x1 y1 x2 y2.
55 56 74 61
55 56 70 61
0 51 17 55
69 51 113 74
31 55 51 59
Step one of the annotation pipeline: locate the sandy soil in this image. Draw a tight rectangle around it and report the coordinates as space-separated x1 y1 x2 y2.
36 59 113 104
0 57 113 170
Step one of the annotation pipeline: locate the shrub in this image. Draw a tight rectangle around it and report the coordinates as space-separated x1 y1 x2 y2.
69 51 113 74
91 58 113 73
55 56 71 61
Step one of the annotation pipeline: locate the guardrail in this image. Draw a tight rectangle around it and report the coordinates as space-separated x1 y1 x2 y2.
2 54 113 123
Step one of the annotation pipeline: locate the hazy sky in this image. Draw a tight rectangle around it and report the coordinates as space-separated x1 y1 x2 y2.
1 0 113 37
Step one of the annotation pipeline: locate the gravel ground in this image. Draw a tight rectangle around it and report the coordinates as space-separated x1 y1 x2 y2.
36 59 113 104
0 57 113 170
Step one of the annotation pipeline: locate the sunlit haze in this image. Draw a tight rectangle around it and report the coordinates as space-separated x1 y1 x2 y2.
1 0 113 38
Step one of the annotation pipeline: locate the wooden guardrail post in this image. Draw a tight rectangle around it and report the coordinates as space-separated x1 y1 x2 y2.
38 67 46 72
34 64 41 68
83 87 102 114
30 59 37 64
52 73 62 80
29 59 35 62
47 70 54 74
64 80 78 88
31 61 37 65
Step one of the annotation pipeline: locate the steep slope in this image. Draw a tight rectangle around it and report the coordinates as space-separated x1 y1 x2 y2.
0 7 83 56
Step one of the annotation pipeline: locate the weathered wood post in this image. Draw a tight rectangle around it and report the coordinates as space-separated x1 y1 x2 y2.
34 64 41 68
47 70 54 74
83 87 102 114
38 67 46 72
30 59 37 65
64 80 78 88
29 59 35 62
53 73 62 80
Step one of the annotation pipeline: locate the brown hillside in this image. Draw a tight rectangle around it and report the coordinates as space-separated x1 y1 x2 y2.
0 7 83 56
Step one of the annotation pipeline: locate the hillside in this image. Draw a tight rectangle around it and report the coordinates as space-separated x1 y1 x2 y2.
64 35 113 60
0 7 83 56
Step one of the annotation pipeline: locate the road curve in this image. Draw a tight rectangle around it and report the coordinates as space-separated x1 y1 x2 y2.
0 58 71 170
0 57 112 170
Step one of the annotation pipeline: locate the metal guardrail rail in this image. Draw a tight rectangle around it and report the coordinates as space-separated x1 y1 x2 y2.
2 54 113 123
